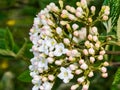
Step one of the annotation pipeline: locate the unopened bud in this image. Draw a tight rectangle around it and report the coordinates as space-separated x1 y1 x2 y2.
102 73 108 78
98 55 103 60
102 15 108 21
72 23 79 30
93 36 98 42
101 67 107 73
90 57 95 63
48 75 55 81
80 63 88 70
71 84 79 90
63 38 70 45
83 49 88 55
91 6 96 13
103 61 109 66
88 48 95 55
88 34 93 41
99 50 106 55
75 69 83 75
88 71 94 77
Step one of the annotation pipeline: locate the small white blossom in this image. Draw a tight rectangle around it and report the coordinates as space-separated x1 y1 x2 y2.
58 67 74 83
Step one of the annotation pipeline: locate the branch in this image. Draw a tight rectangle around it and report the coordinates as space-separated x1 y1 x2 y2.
110 62 120 67
106 51 120 55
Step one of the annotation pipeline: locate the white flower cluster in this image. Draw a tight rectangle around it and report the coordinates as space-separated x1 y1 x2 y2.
29 0 110 90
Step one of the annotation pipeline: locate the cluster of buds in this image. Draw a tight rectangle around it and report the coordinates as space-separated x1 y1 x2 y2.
29 0 110 90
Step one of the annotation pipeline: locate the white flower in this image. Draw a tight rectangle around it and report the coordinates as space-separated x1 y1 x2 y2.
54 43 68 56
57 67 74 83
56 27 62 34
32 85 39 90
43 81 53 90
38 56 48 70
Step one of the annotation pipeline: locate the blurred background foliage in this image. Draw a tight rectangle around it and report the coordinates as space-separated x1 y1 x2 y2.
0 0 120 90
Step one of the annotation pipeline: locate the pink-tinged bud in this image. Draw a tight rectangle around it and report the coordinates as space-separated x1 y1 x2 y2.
80 63 88 70
49 52 54 57
72 23 79 30
76 11 82 18
66 50 72 56
69 64 77 70
90 57 95 63
102 73 108 78
84 40 90 47
98 55 103 60
91 27 98 35
30 28 34 33
99 50 106 55
68 56 74 61
48 75 55 81
68 14 76 20
63 38 70 45
81 0 87 7
61 14 67 18
82 84 89 90
88 48 95 55
56 27 62 34
88 34 93 41
66 5 71 10
101 67 107 73
47 57 54 64
55 60 62 66
72 49 78 55
73 31 79 37
40 86 44 90
91 6 96 13
93 36 98 42
79 59 84 64
42 77 47 82
103 61 109 66
75 69 83 75
71 84 79 90
104 10 110 15
70 7 76 13
77 76 85 83
95 42 100 49
83 49 88 55
102 15 108 21
90 43 94 48
60 21 68 25
88 71 94 77
62 10 68 14
77 7 83 12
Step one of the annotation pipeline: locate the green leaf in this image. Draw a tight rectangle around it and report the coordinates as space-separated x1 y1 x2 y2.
18 70 32 82
117 17 120 41
113 68 120 85
16 39 28 58
6 28 15 50
0 49 16 57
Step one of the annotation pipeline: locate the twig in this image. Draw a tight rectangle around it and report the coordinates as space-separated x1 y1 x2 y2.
110 62 120 67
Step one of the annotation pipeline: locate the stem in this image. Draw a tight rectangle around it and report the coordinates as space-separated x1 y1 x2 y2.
110 62 120 67
106 51 120 55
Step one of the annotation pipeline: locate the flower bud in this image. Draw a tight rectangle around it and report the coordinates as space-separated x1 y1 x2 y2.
102 73 108 78
66 5 71 10
56 27 62 34
88 48 95 55
80 63 88 70
90 57 95 63
72 23 79 30
88 71 94 77
42 77 48 82
79 59 84 64
91 6 96 13
48 75 55 81
70 7 76 13
66 50 72 56
101 67 107 73
75 69 83 75
98 55 103 60
47 57 54 64
69 64 77 70
49 52 54 57
83 49 88 55
93 36 98 42
88 34 93 41
102 15 108 21
68 14 76 20
63 38 70 45
60 21 68 25
76 11 82 18
55 60 62 65
99 50 106 55
103 61 109 66
84 40 90 47
77 76 85 83
71 84 79 90
68 56 75 61
73 31 79 37
82 84 89 90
